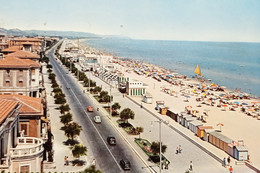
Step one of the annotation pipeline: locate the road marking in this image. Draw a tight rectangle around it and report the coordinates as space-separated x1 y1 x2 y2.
48 50 122 171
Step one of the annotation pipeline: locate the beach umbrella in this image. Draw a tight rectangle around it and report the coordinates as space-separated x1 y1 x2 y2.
217 123 224 132
242 103 248 105
234 102 239 104
222 104 228 111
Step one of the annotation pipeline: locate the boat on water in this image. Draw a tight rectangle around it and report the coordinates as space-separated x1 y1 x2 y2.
194 64 201 76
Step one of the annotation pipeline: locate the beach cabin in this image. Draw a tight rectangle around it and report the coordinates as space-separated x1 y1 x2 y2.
142 93 153 104
166 108 180 122
189 120 203 134
208 131 233 152
197 126 214 138
203 128 215 141
156 101 165 110
184 116 196 128
160 107 168 115
179 113 192 126
234 145 248 161
227 141 238 158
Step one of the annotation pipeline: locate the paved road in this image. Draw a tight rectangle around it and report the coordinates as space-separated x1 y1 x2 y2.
46 43 150 173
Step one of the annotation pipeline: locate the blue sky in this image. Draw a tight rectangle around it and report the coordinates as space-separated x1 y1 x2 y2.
0 0 260 42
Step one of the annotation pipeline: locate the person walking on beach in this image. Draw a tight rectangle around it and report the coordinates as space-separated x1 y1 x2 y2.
66 156 69 166
229 166 233 173
227 156 231 166
92 159 96 166
176 146 179 154
179 145 182 153
189 161 193 171
223 157 226 167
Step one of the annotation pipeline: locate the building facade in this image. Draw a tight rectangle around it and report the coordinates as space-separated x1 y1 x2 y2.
126 80 148 96
0 56 42 97
0 99 44 173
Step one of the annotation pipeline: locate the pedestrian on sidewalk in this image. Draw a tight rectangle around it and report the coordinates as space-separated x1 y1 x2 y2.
179 145 182 153
165 160 169 169
229 166 233 173
176 146 179 154
64 156 67 166
227 156 231 166
223 157 226 167
66 156 69 166
189 161 193 171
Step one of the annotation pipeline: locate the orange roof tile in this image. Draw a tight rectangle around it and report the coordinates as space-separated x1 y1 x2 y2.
0 56 41 68
0 95 43 116
6 50 40 59
0 99 19 123
1 46 22 52
14 38 41 42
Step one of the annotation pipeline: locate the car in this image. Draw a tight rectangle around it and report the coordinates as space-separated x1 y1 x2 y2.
107 136 116 145
93 116 101 123
120 159 131 170
88 106 94 112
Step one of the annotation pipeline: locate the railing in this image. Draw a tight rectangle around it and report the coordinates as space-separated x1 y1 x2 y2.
9 137 44 158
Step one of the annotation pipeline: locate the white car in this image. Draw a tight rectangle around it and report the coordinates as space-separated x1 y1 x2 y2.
94 116 101 123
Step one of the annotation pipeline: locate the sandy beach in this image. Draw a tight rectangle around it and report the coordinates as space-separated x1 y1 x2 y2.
76 39 260 168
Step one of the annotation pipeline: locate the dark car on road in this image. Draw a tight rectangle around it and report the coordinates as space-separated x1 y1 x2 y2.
120 159 131 170
107 136 116 145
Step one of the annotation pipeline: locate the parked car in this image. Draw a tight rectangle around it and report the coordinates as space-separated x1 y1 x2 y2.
107 136 116 145
120 159 131 170
94 116 101 123
88 106 94 112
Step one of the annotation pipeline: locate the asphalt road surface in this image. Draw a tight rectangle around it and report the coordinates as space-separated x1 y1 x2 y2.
46 43 150 173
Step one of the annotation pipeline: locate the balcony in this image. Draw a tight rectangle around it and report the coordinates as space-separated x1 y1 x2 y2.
10 137 44 158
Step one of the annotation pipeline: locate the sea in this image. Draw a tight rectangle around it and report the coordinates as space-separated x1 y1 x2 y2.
83 38 260 97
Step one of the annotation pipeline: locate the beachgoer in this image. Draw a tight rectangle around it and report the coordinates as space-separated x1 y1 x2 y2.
97 107 99 111
223 158 226 167
189 161 193 171
229 166 233 173
179 145 182 153
176 147 179 154
227 156 231 166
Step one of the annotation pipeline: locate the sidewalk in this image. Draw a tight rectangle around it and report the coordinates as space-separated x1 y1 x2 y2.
42 62 93 172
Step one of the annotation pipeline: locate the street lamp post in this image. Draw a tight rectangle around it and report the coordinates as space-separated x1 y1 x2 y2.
110 86 112 117
151 119 163 173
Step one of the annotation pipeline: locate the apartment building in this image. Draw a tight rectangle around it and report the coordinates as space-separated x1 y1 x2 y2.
0 56 42 97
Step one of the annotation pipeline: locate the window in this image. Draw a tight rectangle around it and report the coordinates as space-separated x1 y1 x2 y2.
19 122 29 136
31 69 35 75
6 69 10 76
18 81 23 87
20 165 30 173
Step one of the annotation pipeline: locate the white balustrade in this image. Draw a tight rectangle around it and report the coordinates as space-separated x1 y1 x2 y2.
10 137 44 158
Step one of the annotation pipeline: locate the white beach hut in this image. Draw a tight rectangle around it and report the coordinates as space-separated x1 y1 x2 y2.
142 93 153 104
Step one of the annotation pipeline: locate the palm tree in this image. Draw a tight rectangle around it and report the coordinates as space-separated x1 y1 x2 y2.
64 122 82 140
72 144 87 159
150 141 167 156
59 104 70 114
112 102 121 113
82 165 102 173
120 108 135 123
60 112 72 125
135 127 144 139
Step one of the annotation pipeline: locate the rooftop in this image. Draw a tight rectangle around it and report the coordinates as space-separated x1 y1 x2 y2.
0 99 19 123
1 46 22 53
0 56 41 68
0 95 43 116
6 50 40 59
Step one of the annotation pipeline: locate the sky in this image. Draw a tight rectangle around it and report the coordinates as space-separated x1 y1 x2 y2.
0 0 260 42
